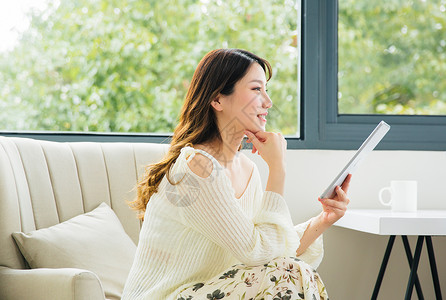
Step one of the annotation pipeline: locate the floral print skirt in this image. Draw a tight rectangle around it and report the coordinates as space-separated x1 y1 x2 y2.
176 256 328 300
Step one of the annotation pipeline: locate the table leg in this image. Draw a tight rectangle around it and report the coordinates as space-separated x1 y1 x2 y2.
372 235 396 300
405 236 424 300
425 236 443 300
401 235 424 300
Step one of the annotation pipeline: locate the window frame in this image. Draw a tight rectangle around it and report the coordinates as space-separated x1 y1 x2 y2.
2 0 446 150
295 0 446 151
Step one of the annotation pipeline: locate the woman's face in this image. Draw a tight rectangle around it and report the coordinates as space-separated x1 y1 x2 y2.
217 63 272 134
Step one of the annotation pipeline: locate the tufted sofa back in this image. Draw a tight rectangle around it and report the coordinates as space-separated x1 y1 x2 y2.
0 136 168 270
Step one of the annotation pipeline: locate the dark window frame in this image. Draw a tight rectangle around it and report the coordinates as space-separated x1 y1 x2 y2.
2 0 446 150
294 0 446 151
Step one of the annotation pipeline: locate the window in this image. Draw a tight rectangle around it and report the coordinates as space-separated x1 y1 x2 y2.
338 0 446 116
3 0 446 150
296 0 446 150
0 0 300 138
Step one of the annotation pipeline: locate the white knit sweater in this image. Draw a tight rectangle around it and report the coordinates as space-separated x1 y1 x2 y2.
122 146 323 300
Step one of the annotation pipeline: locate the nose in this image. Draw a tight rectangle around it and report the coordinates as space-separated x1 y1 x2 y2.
262 91 272 108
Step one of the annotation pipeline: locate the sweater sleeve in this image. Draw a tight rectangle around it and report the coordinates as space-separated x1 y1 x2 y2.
174 151 300 267
294 219 324 269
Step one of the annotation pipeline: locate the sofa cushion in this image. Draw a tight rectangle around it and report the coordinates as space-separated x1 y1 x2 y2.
12 202 136 300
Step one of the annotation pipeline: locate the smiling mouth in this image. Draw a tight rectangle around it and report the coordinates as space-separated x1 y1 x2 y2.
257 114 267 123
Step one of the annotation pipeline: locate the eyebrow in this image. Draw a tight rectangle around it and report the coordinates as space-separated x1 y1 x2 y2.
248 79 267 85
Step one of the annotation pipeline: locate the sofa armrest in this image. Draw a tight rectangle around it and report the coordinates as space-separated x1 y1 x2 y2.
0 266 106 300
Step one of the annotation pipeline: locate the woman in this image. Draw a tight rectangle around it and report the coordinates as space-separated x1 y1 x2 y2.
122 49 351 300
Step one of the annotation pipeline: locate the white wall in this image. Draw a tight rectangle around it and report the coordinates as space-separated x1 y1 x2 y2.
244 149 446 300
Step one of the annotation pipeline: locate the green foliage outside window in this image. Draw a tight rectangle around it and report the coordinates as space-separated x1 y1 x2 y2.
0 0 299 134
338 0 446 115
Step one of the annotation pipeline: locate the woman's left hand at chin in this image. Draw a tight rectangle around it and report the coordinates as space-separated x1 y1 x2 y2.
245 129 266 154
318 174 352 226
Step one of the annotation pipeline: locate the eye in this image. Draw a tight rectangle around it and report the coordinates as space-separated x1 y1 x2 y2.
253 87 261 91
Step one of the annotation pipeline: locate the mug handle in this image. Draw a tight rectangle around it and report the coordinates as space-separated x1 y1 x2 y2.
379 187 392 206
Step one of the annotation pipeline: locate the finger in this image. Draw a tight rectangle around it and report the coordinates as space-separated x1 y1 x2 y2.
319 200 348 217
320 188 350 205
341 174 352 193
335 186 349 203
320 203 344 217
319 197 347 210
321 204 345 214
321 202 347 214
249 130 269 139
245 130 265 153
252 144 257 154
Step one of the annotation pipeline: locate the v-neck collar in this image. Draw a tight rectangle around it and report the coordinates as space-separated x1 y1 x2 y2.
190 147 255 199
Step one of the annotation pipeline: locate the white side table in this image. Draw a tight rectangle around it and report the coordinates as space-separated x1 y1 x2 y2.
334 209 445 300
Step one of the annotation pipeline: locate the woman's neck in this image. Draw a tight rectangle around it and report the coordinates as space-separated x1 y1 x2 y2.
196 133 244 169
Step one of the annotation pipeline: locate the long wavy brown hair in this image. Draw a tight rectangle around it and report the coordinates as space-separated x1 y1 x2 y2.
129 49 272 220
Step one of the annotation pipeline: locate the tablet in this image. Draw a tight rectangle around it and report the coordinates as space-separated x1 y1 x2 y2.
320 121 391 199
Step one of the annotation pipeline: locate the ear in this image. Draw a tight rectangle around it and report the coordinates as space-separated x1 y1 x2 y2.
210 96 223 112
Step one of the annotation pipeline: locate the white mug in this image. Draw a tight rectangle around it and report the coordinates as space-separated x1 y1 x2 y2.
379 180 417 212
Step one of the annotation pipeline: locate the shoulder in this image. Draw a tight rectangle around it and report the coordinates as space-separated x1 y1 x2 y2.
187 151 213 179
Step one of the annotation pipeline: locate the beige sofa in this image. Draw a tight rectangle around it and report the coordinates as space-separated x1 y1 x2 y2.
0 136 168 300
